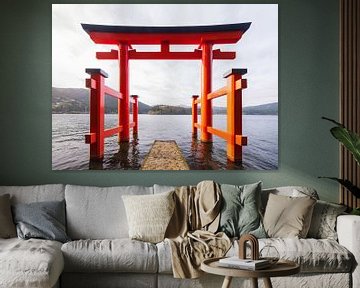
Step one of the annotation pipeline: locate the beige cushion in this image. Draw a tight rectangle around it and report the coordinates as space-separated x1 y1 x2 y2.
122 191 175 243
263 193 316 238
261 186 319 213
61 239 158 273
0 194 16 238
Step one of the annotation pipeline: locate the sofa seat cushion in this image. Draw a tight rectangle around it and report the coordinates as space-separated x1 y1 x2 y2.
157 238 353 274
61 239 158 273
0 238 64 288
229 238 354 273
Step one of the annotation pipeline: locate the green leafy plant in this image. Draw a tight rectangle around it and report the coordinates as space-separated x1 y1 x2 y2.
319 117 360 200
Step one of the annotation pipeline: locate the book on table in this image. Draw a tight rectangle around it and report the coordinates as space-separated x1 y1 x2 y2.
218 257 271 270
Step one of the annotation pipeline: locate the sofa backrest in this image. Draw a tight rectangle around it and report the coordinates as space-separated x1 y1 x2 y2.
153 184 176 194
0 184 65 204
65 184 154 240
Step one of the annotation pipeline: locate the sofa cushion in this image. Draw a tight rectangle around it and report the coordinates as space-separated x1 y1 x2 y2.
263 194 316 238
307 200 347 240
0 194 16 238
261 238 353 273
0 184 65 204
122 191 175 243
12 200 70 243
0 238 64 288
153 184 176 194
218 182 266 238
65 185 153 239
261 186 319 213
158 237 353 274
231 238 353 273
61 239 158 273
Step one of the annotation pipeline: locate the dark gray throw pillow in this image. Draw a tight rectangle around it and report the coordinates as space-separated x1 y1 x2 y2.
218 182 266 238
12 200 70 243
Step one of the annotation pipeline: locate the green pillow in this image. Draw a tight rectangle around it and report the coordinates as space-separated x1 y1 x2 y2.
218 182 266 238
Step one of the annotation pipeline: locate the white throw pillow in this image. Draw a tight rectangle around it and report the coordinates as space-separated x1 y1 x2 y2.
122 191 175 243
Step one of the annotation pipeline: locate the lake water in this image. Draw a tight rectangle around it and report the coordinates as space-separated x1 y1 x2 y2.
52 114 278 170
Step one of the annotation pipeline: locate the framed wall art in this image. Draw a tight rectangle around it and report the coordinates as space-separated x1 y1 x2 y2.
52 4 278 171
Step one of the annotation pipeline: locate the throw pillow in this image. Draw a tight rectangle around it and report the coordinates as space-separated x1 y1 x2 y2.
307 200 347 240
218 182 266 238
0 194 17 238
122 190 175 243
263 193 316 238
12 200 70 243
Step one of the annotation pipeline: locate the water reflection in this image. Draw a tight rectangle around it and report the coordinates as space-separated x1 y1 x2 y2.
108 137 141 169
89 135 247 170
190 139 218 170
89 158 104 170
89 136 141 170
53 114 278 170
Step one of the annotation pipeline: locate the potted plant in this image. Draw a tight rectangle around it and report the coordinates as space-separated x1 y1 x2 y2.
320 117 360 215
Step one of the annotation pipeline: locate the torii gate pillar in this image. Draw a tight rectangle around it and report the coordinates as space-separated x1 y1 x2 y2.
119 43 130 142
201 42 213 142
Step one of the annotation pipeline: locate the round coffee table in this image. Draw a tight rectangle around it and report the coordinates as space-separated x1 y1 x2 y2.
201 257 300 288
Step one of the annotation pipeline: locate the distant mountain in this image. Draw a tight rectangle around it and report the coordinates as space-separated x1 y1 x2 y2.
52 87 151 114
52 87 277 115
148 105 191 115
243 102 278 115
52 87 89 113
196 103 278 115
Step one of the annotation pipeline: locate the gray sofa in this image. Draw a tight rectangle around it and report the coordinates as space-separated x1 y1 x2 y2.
0 184 359 288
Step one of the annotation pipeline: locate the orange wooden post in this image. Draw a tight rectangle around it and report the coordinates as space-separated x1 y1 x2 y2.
85 68 108 159
119 43 130 142
225 69 248 162
131 95 138 135
200 42 213 142
192 95 199 135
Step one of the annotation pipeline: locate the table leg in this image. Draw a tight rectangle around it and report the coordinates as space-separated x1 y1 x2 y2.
251 278 258 288
222 276 233 288
263 277 273 288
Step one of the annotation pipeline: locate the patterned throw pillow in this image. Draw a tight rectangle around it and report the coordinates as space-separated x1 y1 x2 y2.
263 194 316 238
307 200 347 240
122 191 175 243
218 182 266 239
0 194 16 238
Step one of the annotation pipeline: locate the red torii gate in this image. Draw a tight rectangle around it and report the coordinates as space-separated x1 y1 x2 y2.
82 23 250 162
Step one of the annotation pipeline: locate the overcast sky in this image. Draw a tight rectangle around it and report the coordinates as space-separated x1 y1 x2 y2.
52 4 278 107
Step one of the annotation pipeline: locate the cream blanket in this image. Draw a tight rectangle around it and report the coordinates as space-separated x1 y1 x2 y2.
165 181 231 278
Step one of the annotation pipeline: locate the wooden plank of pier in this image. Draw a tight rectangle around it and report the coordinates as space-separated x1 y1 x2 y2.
141 140 190 170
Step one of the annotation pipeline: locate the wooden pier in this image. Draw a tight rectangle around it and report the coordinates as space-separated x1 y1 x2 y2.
141 140 190 170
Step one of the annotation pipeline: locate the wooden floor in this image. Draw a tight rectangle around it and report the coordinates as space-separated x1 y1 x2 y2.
141 140 190 170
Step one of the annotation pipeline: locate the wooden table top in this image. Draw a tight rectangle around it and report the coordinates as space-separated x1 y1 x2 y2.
201 257 300 278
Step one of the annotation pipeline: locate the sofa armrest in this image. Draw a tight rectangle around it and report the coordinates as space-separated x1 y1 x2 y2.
337 215 360 288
